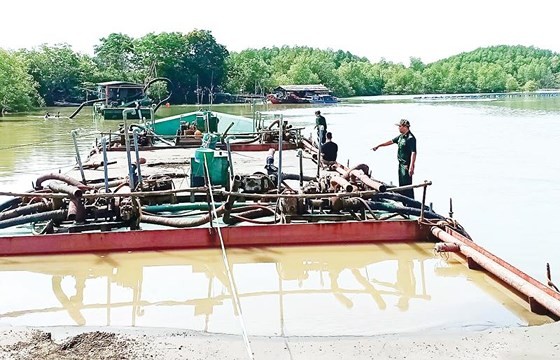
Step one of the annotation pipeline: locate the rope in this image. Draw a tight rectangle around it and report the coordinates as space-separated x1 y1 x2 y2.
202 155 254 360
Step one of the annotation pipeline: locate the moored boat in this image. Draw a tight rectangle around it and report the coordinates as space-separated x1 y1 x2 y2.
69 78 172 120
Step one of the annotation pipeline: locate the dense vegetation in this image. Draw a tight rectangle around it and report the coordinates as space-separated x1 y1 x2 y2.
1 29 559 114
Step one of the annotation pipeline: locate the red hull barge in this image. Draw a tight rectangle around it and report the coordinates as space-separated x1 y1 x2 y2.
0 220 427 257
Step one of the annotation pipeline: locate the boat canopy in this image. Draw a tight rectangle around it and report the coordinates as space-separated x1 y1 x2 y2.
97 81 144 88
273 84 331 93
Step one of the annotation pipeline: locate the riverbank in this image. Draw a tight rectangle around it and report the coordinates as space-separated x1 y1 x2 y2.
1 322 559 359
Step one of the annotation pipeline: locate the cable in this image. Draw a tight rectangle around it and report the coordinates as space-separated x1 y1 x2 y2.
203 155 254 360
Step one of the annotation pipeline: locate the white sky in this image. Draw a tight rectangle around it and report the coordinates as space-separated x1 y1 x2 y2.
2 0 559 65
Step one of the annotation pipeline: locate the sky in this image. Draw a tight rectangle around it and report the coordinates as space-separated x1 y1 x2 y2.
2 0 559 65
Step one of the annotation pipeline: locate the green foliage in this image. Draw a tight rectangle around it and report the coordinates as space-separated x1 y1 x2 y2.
134 30 228 103
93 33 140 82
522 80 539 92
225 45 560 97
146 81 169 102
3 38 560 111
225 46 365 97
505 75 519 92
19 44 91 105
426 45 560 93
225 50 272 94
0 49 42 114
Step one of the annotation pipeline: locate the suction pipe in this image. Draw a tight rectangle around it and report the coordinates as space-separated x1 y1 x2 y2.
71 129 86 184
432 227 560 318
122 109 136 190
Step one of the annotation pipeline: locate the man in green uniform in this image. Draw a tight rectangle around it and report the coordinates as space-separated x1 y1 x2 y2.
314 110 327 145
371 119 417 198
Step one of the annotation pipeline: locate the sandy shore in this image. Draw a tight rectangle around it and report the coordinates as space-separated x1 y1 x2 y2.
0 322 559 359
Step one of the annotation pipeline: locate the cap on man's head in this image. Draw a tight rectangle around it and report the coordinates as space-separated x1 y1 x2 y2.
315 110 321 115
395 119 410 127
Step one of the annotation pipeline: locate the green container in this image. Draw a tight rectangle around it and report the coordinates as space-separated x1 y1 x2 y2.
194 148 215 163
202 133 219 149
194 114 219 133
191 154 229 188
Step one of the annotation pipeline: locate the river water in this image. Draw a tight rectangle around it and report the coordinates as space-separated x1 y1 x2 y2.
0 97 558 335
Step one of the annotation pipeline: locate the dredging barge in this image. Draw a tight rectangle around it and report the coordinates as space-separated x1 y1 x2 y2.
0 110 559 323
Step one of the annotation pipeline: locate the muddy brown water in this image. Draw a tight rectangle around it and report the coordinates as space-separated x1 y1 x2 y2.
1 98 559 334
0 244 552 335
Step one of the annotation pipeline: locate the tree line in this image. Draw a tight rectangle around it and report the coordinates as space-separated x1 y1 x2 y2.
1 29 559 115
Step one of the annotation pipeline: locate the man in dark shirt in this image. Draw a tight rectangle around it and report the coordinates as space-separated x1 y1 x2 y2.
371 119 417 198
321 132 338 168
314 110 327 145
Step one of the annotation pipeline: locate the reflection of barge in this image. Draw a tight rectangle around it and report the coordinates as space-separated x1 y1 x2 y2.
0 244 550 334
0 110 559 327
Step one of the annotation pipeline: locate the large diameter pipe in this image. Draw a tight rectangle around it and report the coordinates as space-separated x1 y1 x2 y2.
0 210 67 229
297 149 304 187
36 173 87 190
432 227 560 318
122 109 136 190
223 175 242 224
67 198 86 222
330 176 354 193
335 165 387 192
71 129 87 184
277 114 283 192
141 207 225 228
101 137 110 193
132 129 143 185
350 169 386 192
0 202 51 221
0 197 21 212
47 183 83 198
225 135 236 184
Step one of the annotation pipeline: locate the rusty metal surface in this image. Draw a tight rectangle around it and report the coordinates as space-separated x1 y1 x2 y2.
432 226 560 318
0 220 428 256
445 227 560 301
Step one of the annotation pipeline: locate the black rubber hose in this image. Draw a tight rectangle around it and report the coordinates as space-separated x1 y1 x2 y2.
365 201 444 220
0 202 51 221
0 197 21 212
0 209 67 230
144 77 173 113
370 192 430 211
69 98 105 119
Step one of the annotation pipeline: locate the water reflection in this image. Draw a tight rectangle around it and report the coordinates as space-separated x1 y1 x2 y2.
0 243 550 336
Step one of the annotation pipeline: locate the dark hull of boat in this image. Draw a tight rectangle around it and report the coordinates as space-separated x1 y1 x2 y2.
101 108 152 120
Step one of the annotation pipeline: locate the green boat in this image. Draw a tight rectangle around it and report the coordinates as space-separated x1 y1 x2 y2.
148 110 260 137
69 78 172 120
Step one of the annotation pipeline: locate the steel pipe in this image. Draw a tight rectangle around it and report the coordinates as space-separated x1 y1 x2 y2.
101 137 110 193
47 183 83 198
432 227 560 318
71 129 86 184
434 242 461 253
225 135 236 184
132 129 143 185
35 173 86 190
277 114 283 192
67 198 86 222
330 176 354 193
122 109 136 190
349 169 386 192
